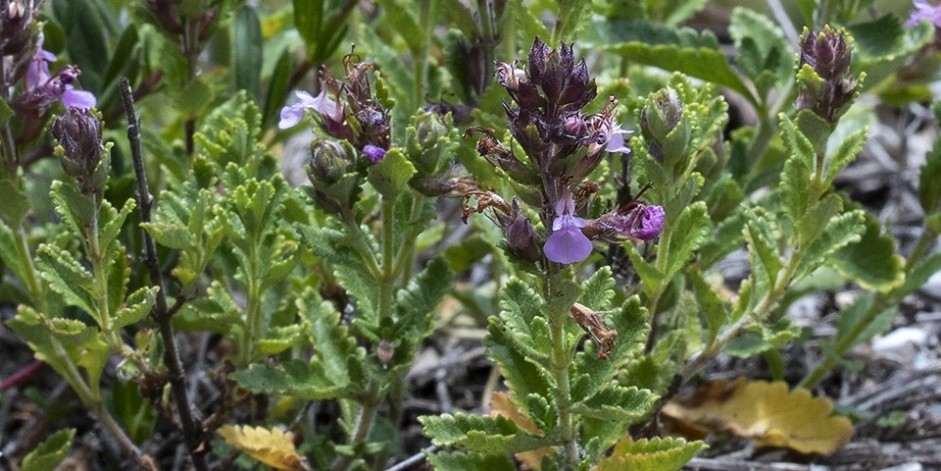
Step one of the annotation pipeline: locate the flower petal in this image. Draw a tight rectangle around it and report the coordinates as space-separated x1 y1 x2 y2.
278 104 305 129
544 224 592 264
62 86 96 109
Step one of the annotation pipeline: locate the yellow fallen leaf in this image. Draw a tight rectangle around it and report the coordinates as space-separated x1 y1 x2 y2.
218 425 311 471
491 391 553 469
662 378 853 455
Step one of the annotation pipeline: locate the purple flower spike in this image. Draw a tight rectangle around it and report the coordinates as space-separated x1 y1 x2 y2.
363 144 386 163
279 90 343 129
906 0 941 27
544 194 592 264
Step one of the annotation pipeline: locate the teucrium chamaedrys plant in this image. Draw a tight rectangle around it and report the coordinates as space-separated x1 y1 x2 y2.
419 38 704 470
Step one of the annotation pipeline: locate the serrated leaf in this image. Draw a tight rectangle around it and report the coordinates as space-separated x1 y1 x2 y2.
597 21 753 103
594 436 706 471
50 180 95 236
426 451 515 471
690 269 728 346
230 359 340 399
418 413 544 454
367 149 416 199
98 198 135 259
485 317 553 401
218 425 310 471
509 0 550 47
491 391 554 469
580 266 616 312
574 385 657 424
113 286 158 329
728 8 791 90
796 210 866 282
257 324 304 356
36 246 96 315
829 210 905 292
0 219 27 285
743 208 782 290
624 242 664 291
663 378 852 455
20 428 75 471
825 127 868 187
572 297 648 401
663 202 712 281
300 290 359 384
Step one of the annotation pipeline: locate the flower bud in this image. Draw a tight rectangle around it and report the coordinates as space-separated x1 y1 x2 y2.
640 87 689 162
52 107 106 193
308 139 352 186
558 113 587 142
363 144 386 163
796 27 857 124
612 204 665 241
406 111 450 174
504 206 542 263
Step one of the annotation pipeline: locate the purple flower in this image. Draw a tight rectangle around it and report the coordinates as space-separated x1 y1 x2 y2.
544 194 592 264
279 90 343 129
25 45 96 110
363 144 386 163
906 0 941 27
605 124 631 155
613 204 665 240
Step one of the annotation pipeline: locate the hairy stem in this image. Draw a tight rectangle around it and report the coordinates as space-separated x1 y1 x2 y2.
545 272 579 469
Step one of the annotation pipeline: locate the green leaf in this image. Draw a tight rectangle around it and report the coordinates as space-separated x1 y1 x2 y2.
829 210 905 292
624 243 665 291
235 5 263 101
418 413 544 454
898 252 941 299
113 286 158 330
728 8 791 90
98 198 136 259
573 385 657 423
427 451 515 471
596 436 706 471
20 428 75 471
54 0 108 91
690 268 728 346
36 245 96 315
834 292 895 353
595 20 754 104
796 210 866 282
293 0 322 45
96 25 140 109
580 266 615 312
825 127 868 187
50 180 95 236
0 177 30 225
300 290 360 385
572 297 648 401
256 324 304 356
367 149 416 199
394 258 452 341
663 201 711 281
262 49 293 128
509 0 550 47
743 208 782 291
485 316 553 401
920 104 941 213
230 359 341 399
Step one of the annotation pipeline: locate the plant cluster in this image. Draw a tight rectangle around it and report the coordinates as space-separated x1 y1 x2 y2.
0 0 939 470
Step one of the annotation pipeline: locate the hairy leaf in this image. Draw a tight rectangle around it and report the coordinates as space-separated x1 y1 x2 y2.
594 436 706 471
20 428 75 471
419 413 544 454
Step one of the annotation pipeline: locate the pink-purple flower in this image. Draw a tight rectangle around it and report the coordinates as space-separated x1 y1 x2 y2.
25 45 96 109
605 124 631 155
544 193 592 264
279 90 343 129
612 204 665 240
363 144 386 163
906 0 941 27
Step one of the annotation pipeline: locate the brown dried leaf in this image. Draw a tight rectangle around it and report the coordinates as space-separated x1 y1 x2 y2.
218 425 311 471
491 391 553 469
662 378 853 455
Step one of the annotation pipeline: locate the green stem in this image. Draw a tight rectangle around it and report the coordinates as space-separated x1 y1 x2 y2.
680 245 802 382
799 229 938 388
545 272 578 470
240 244 263 367
14 224 44 311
